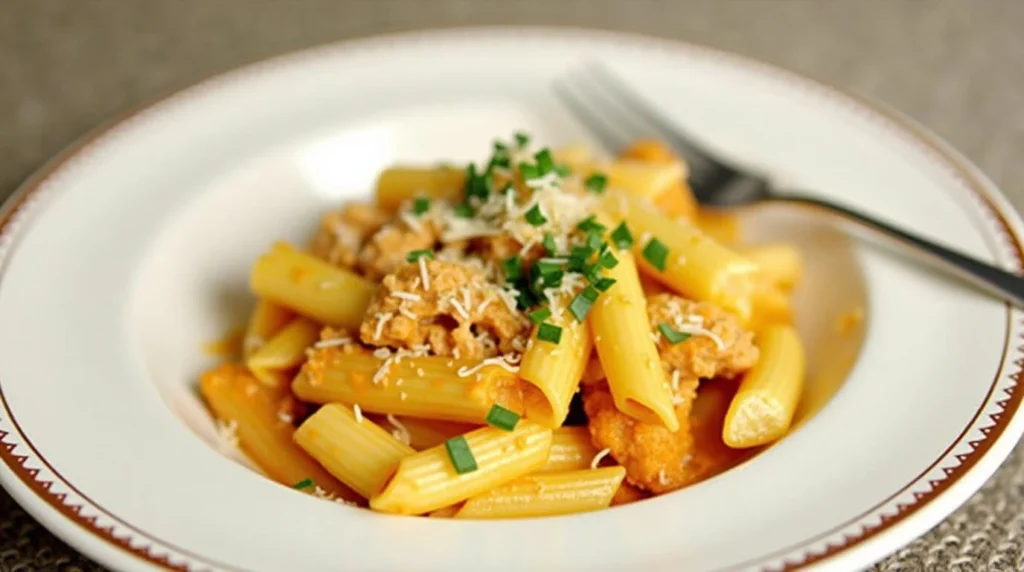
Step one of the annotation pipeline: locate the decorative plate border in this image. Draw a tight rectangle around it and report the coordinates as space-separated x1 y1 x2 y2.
0 26 1021 572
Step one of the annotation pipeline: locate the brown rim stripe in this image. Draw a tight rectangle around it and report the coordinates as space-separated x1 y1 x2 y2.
0 27 1020 572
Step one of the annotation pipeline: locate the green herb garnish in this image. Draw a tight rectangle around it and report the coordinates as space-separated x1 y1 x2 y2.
537 322 563 344
576 215 607 234
535 149 555 175
585 173 608 194
485 404 521 431
293 478 314 490
658 323 692 344
524 204 548 226
594 277 617 291
502 255 523 282
519 162 540 180
453 203 474 218
514 132 530 148
542 232 558 256
568 286 600 322
642 237 669 271
598 250 619 269
610 221 634 249
445 436 478 474
555 164 572 177
528 307 552 324
406 249 434 262
412 197 431 215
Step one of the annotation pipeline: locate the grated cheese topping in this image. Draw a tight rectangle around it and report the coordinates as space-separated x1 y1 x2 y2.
456 354 520 377
387 414 411 445
313 337 352 349
353 404 364 424
590 448 611 469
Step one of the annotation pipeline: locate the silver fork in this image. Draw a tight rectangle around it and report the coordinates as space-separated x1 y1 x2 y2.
554 65 1024 307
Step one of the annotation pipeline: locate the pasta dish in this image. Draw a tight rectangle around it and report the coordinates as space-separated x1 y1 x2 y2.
200 134 807 518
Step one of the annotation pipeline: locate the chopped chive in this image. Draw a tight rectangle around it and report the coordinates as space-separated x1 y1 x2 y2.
488 154 511 170
453 202 474 218
412 197 431 215
528 307 552 324
594 277 617 291
444 436 478 474
542 232 558 255
502 255 523 282
658 323 692 344
576 215 607 234
585 173 608 194
293 478 314 490
406 249 434 262
586 230 603 251
500 182 515 195
582 263 603 284
534 149 555 175
598 250 619 269
555 164 571 177
519 162 540 181
535 260 562 278
524 204 548 226
610 221 634 249
485 404 521 431
568 245 593 272
465 164 492 201
568 286 600 322
493 140 508 153
641 237 669 271
514 132 530 148
537 322 563 344
516 288 537 310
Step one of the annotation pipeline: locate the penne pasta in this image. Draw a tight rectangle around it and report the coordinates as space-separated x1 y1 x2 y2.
723 325 805 448
538 427 601 473
552 143 595 173
367 415 479 451
246 317 321 389
375 166 466 211
243 299 294 359
370 422 553 515
590 249 679 431
740 243 803 290
519 307 592 428
454 467 626 519
696 210 742 245
750 282 795 332
294 403 414 499
601 190 758 322
619 139 698 220
250 242 376 329
583 159 685 203
293 349 525 424
199 363 360 503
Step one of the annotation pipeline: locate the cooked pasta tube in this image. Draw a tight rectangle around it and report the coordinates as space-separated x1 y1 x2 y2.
750 282 794 332
454 467 626 519
601 190 758 321
583 159 684 202
294 403 414 499
370 423 553 515
590 249 678 431
696 210 742 245
740 243 803 290
199 363 360 503
538 427 601 473
375 166 466 210
552 143 594 173
246 317 320 389
723 325 805 448
293 350 524 424
249 242 376 329
519 308 592 428
243 299 294 359
367 415 479 450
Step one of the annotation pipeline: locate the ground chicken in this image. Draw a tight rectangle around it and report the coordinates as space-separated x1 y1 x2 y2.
310 203 389 269
610 482 649 506
358 221 440 281
647 294 759 380
583 381 699 494
584 377 756 495
359 259 529 360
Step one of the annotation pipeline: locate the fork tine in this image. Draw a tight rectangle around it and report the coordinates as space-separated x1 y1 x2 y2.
582 64 726 174
552 80 630 154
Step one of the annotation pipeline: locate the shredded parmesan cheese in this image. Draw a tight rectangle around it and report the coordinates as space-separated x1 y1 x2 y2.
217 419 239 451
457 355 521 377
418 257 430 290
397 306 417 320
313 337 351 349
373 312 393 340
352 404 364 424
387 414 411 445
590 448 611 469
392 291 422 302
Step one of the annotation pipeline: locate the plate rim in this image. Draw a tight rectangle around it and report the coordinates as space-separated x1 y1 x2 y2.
0 24 1021 572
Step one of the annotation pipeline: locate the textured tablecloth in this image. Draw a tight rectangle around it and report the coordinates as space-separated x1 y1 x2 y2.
1 1 1023 570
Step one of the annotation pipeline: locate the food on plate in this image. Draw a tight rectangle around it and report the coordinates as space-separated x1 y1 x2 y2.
200 133 811 517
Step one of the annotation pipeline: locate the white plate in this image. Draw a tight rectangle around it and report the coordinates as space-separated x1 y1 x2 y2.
0 27 1021 572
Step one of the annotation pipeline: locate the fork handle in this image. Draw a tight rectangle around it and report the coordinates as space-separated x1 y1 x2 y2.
774 193 1024 307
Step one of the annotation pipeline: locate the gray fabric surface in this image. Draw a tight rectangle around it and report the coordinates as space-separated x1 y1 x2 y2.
1 1 1023 570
